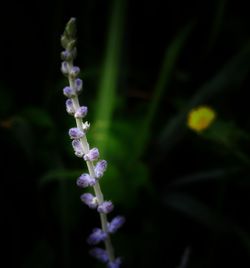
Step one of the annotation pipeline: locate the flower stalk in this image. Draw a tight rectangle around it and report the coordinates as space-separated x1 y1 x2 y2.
60 18 124 268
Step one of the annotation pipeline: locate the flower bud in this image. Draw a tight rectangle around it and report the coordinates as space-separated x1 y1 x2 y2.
94 160 107 178
84 148 99 161
67 39 77 51
89 248 108 263
108 216 125 234
63 86 75 98
80 193 98 209
69 66 80 78
68 127 84 139
61 50 74 61
74 106 88 119
76 173 96 188
61 35 69 49
75 78 83 92
65 17 77 38
97 201 114 214
66 99 75 115
72 139 84 157
107 258 122 268
87 228 107 245
61 61 69 75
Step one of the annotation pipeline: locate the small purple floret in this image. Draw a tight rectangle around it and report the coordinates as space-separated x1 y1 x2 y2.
94 160 107 178
84 148 99 161
63 86 75 98
87 228 108 245
80 193 98 209
68 127 84 139
108 216 125 234
61 61 69 75
61 50 72 61
107 258 122 268
89 248 109 263
76 173 96 188
74 106 88 118
97 201 114 214
75 78 83 92
66 99 75 115
72 139 84 157
70 66 80 77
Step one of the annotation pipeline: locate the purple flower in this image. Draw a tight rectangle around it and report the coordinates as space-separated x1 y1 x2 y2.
74 106 88 118
108 216 125 234
84 148 99 161
107 258 122 268
89 248 109 263
68 127 84 139
61 61 69 75
70 66 80 77
66 99 75 115
63 86 75 98
75 78 83 92
80 193 98 209
94 160 107 178
76 173 96 188
72 139 84 157
97 201 114 214
87 228 107 245
61 50 72 61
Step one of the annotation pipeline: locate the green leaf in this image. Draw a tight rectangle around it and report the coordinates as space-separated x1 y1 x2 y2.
165 192 250 253
131 22 194 161
202 120 250 164
165 192 228 231
205 0 227 54
203 120 250 146
93 0 126 156
169 167 240 186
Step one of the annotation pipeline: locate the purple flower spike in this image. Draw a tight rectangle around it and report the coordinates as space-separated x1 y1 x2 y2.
74 106 88 118
76 173 96 188
75 78 83 92
72 139 84 157
63 86 75 98
61 19 125 265
108 216 125 234
61 61 69 75
84 148 99 161
89 248 109 263
95 160 107 178
107 258 122 268
69 127 84 139
87 228 108 245
66 99 75 115
70 66 80 77
80 193 98 209
97 201 114 214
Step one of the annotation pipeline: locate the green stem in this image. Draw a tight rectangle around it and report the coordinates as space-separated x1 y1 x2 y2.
68 75 115 262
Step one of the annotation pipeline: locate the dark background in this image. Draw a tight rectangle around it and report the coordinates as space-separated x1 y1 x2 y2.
1 0 250 267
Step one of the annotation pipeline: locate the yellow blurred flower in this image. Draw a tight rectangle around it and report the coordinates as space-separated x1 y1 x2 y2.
187 106 216 132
